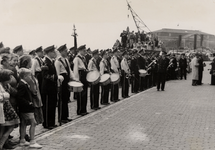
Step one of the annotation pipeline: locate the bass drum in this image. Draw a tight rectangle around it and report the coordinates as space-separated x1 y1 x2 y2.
110 73 120 85
139 69 148 77
100 74 111 86
68 81 83 92
86 71 100 85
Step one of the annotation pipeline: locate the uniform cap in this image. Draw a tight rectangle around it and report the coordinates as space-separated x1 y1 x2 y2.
92 50 99 55
57 44 67 52
44 45 55 54
29 50 36 55
35 46 43 53
77 45 86 51
13 45 23 53
101 51 107 57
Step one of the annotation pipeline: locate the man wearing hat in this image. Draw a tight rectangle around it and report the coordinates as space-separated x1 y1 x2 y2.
121 51 130 98
179 53 187 80
85 48 92 65
99 51 111 105
68 47 76 71
130 49 139 93
13 45 24 57
31 46 44 93
55 44 75 123
41 45 58 129
73 45 88 116
137 50 147 91
197 53 205 85
88 50 100 110
29 50 36 58
157 51 169 91
110 49 120 102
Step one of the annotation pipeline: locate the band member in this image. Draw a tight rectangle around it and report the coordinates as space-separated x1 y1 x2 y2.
31 46 44 93
88 50 100 110
157 51 169 91
179 53 187 80
137 50 146 91
110 49 120 102
68 47 76 70
41 45 58 129
130 50 139 93
55 44 75 123
121 51 130 98
13 45 24 57
99 51 111 105
73 45 88 116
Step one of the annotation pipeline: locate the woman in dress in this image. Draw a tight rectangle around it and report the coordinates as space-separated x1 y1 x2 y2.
0 69 20 150
19 55 44 124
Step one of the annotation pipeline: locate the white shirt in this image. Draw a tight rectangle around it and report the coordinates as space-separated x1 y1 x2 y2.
88 57 99 72
73 53 87 81
110 55 120 73
99 58 108 75
55 56 75 79
121 58 130 74
31 56 43 76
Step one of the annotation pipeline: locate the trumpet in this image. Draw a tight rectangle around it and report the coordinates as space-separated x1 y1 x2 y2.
146 60 157 70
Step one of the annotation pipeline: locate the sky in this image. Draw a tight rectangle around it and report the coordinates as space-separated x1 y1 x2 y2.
0 0 215 50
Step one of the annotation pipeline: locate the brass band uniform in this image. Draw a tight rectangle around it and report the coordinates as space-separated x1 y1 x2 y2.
130 50 139 93
88 50 100 110
137 50 146 91
120 51 130 98
99 51 111 105
41 45 58 129
55 44 75 122
73 45 88 116
110 49 120 102
31 46 44 94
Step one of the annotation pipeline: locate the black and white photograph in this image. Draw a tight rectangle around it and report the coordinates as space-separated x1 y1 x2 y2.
0 0 215 149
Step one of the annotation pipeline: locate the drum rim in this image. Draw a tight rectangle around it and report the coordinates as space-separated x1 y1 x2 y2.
86 71 100 82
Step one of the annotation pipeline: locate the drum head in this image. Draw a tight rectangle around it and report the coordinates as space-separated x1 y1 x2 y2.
86 71 100 82
139 69 147 74
110 73 119 82
100 74 110 83
68 81 83 87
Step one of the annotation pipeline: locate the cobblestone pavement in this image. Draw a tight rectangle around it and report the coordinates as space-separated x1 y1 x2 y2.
14 62 215 150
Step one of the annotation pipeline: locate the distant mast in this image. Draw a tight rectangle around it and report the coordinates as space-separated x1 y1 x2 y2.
72 25 78 49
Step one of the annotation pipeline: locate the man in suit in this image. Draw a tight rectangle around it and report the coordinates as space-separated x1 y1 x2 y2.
41 45 58 129
88 50 100 110
121 51 130 98
137 50 146 91
130 50 139 93
73 45 89 116
198 54 204 85
55 44 75 123
179 53 187 80
157 51 169 91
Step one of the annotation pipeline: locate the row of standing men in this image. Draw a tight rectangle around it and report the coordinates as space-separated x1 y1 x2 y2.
31 44 181 129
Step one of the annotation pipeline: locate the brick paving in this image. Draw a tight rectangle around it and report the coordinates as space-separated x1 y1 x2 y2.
14 62 215 150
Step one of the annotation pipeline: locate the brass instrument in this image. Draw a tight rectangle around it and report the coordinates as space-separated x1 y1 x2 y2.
146 60 157 71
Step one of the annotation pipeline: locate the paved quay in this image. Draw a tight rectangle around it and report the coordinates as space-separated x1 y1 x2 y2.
15 62 215 150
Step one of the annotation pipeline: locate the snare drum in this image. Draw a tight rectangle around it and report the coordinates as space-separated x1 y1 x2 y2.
110 73 120 85
68 81 83 92
100 74 111 86
139 69 148 77
86 71 100 85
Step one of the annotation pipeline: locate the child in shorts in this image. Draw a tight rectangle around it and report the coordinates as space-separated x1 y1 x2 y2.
17 68 42 149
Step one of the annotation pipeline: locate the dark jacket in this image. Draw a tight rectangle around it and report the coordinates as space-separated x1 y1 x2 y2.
41 57 58 94
130 57 139 74
179 58 187 68
137 56 146 69
157 57 169 73
17 80 34 113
